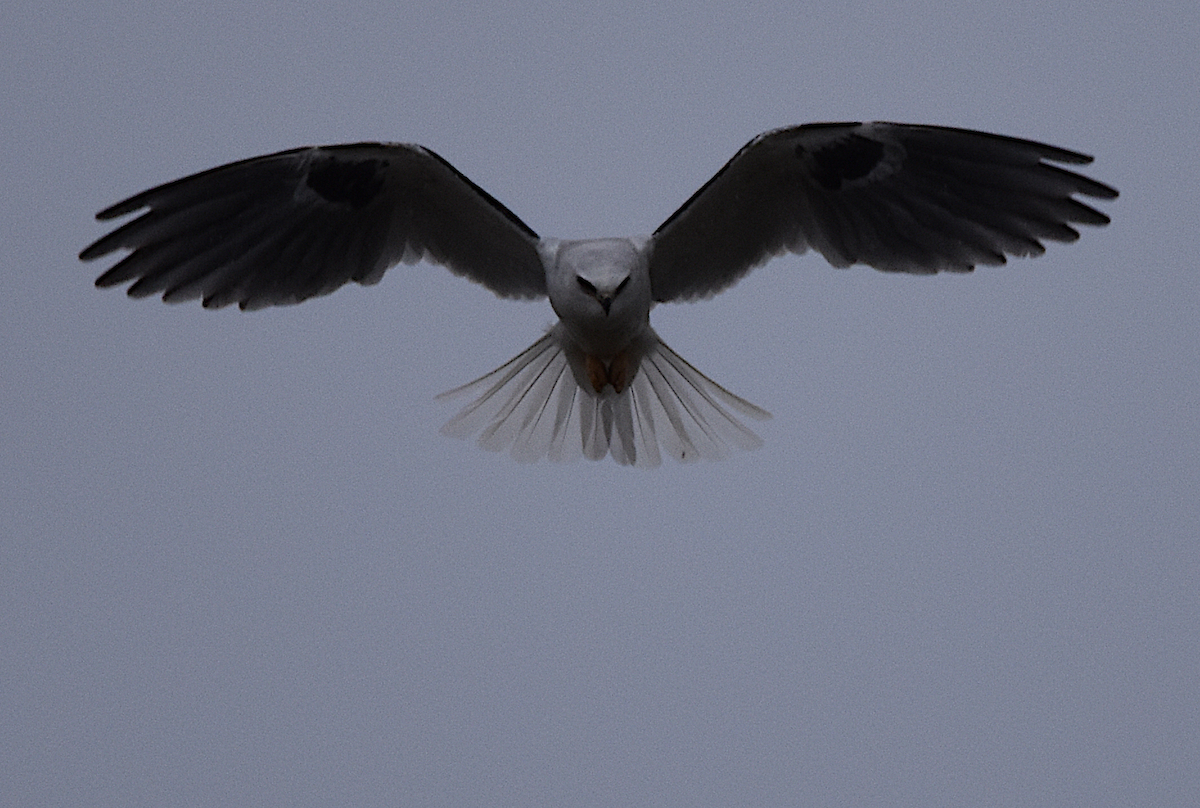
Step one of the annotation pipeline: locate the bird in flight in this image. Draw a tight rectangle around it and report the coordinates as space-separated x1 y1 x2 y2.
80 122 1117 466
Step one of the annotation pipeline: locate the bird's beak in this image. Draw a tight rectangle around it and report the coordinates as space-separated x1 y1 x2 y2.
598 296 613 315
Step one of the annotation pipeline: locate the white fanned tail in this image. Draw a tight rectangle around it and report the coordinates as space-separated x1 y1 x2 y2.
437 325 770 467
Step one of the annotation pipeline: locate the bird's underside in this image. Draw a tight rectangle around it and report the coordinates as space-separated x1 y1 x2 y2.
80 121 1117 466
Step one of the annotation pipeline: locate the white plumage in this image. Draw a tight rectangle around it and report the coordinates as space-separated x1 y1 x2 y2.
81 122 1117 466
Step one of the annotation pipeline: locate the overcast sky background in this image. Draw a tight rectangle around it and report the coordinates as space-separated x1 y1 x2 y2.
3 1 1197 806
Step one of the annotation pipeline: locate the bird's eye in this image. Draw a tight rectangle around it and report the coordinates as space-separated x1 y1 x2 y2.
576 277 596 294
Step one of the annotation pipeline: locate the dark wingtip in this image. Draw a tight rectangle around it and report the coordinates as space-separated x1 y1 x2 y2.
79 240 108 262
1054 150 1095 165
95 196 148 221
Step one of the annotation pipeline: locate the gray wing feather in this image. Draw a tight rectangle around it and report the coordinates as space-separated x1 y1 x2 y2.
81 143 546 309
648 122 1118 303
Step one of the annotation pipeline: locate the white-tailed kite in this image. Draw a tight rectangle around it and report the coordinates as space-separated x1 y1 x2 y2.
80 122 1117 466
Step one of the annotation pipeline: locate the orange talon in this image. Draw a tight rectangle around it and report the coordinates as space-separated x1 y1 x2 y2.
585 354 608 393
584 351 632 393
608 350 630 393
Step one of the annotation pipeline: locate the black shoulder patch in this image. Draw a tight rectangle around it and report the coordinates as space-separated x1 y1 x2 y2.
305 154 386 208
797 133 885 191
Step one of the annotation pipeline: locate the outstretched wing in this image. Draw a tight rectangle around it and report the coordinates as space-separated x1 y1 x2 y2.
80 143 546 309
648 122 1118 303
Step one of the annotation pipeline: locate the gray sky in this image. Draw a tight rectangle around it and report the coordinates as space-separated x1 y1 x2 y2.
3 1 1197 806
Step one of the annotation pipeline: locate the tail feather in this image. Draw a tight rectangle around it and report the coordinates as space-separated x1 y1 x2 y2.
635 341 769 461
438 326 770 466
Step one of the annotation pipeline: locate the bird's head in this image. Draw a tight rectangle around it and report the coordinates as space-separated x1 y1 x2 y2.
546 237 649 310
573 271 628 315
542 237 652 353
